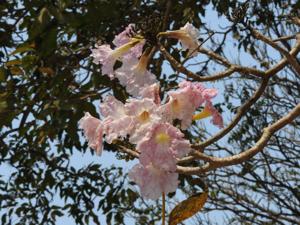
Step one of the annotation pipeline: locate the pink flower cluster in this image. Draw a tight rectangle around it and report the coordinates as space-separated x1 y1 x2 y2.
91 24 156 97
80 23 224 200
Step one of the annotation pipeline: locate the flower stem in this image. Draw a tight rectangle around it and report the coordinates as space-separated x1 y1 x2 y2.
162 192 166 225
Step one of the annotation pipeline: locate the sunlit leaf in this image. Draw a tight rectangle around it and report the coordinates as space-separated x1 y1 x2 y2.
38 67 55 76
169 191 208 225
5 59 22 67
0 101 7 113
9 66 23 75
38 7 51 25
133 0 141 7
9 44 35 56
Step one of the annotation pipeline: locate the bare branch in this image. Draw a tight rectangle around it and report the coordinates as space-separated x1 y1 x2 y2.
273 34 296 42
177 103 300 175
249 27 300 76
290 17 300 26
193 78 269 150
161 0 172 31
193 41 300 151
158 43 264 81
118 145 140 158
197 46 231 67
265 41 300 76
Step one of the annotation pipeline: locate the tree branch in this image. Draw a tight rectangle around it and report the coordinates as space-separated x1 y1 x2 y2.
177 103 300 175
273 34 296 42
158 43 264 81
193 77 269 150
265 40 300 76
249 27 300 77
192 41 300 151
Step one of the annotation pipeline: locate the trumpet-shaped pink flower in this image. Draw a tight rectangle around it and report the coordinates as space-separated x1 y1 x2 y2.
115 51 157 97
161 96 195 129
128 163 178 200
91 39 142 79
125 98 160 124
113 24 135 47
113 24 145 59
125 98 162 144
179 23 200 55
193 101 224 128
161 22 200 56
100 96 134 143
160 82 202 129
205 101 224 128
137 123 190 161
161 81 219 129
129 123 190 200
79 112 103 155
91 44 115 78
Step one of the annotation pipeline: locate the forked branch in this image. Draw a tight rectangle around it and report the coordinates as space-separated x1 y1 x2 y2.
177 103 300 175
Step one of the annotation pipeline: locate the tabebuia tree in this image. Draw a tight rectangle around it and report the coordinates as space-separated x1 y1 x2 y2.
0 0 299 224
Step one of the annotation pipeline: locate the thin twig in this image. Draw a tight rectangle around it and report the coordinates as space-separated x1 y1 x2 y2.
158 43 263 81
249 27 300 76
273 34 296 42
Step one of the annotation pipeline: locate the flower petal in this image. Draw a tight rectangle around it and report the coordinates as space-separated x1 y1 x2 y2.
129 163 178 200
79 112 103 155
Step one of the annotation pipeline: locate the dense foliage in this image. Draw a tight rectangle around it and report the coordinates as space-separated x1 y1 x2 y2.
0 0 299 224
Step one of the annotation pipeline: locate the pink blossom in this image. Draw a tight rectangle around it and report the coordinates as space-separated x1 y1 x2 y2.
91 44 115 79
113 24 145 59
193 101 224 128
113 24 135 47
140 83 161 105
160 95 195 129
137 123 191 163
124 98 162 144
161 82 204 129
91 40 142 79
115 56 157 97
79 112 103 155
128 163 178 200
179 22 201 55
161 22 200 56
129 122 187 200
161 81 218 129
100 96 134 143
205 101 224 128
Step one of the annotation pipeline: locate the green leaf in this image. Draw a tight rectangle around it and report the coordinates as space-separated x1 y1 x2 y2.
9 44 35 56
51 210 64 220
5 59 22 67
0 67 5 81
38 27 58 56
38 7 51 25
38 67 55 76
0 101 7 113
1 214 6 225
